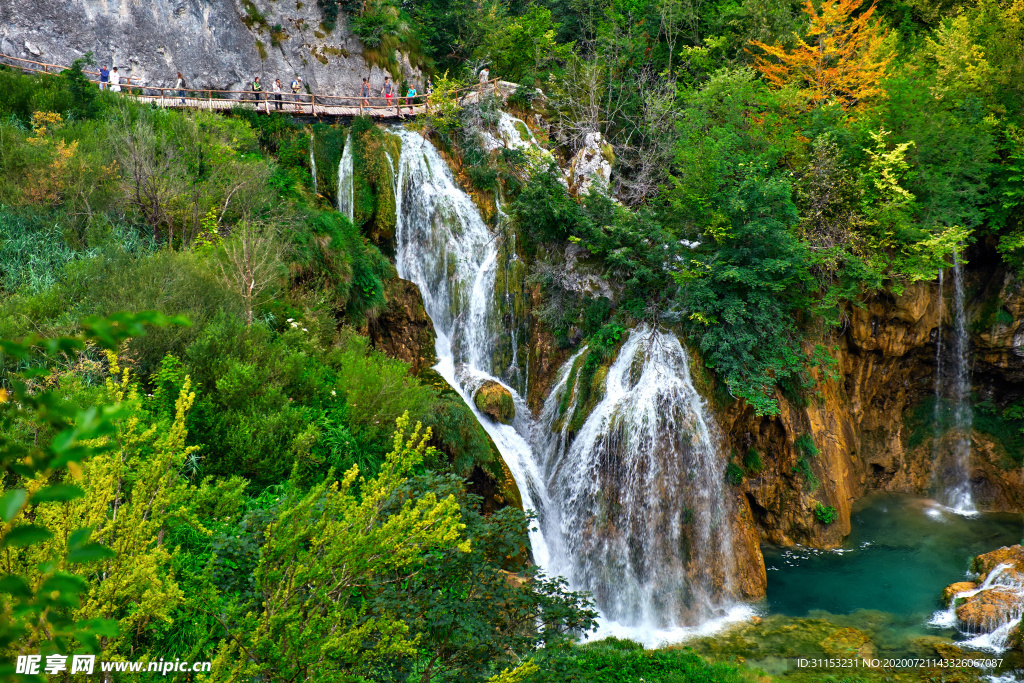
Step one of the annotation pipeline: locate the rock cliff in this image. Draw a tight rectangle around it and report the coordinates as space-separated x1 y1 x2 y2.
0 0 418 95
721 251 1024 548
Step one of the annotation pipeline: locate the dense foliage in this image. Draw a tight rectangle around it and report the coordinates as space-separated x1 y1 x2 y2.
397 0 1022 415
4 0 1024 674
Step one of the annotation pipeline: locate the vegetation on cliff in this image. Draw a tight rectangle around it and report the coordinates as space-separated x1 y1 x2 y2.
0 63 761 680
396 0 1023 418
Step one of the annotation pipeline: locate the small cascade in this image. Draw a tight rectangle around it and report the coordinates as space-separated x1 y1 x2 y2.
930 562 1024 652
936 249 976 514
537 326 739 635
309 134 318 197
336 133 354 222
932 268 945 458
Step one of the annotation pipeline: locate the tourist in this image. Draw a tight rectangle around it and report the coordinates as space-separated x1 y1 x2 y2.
361 77 370 108
110 67 122 93
381 76 393 108
291 76 302 112
251 75 263 109
99 65 109 90
176 72 186 104
426 76 433 95
272 78 282 110
406 83 417 115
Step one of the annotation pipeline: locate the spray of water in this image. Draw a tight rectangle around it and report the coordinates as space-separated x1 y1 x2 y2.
309 134 318 197
536 326 741 638
390 127 746 644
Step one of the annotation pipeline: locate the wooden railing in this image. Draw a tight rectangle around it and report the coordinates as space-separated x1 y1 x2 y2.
0 51 503 118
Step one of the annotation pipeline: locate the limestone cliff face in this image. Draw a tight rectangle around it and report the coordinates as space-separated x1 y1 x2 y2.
366 278 437 376
723 259 1024 548
0 0 418 95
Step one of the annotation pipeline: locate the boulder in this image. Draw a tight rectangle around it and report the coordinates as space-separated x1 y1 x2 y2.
942 581 978 606
474 380 515 424
955 587 1022 633
567 131 613 196
942 545 1024 635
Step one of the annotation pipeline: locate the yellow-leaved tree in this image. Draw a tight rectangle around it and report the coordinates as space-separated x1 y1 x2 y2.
8 352 203 661
750 0 894 108
210 413 470 682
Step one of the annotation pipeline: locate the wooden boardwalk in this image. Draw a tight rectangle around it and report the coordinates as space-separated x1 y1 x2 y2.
0 51 504 119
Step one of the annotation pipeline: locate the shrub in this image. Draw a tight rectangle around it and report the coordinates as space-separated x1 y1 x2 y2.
814 502 838 524
744 447 763 475
726 462 744 486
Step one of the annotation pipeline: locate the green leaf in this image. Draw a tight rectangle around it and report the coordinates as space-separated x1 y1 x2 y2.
0 575 31 597
40 573 88 594
2 524 53 548
0 489 27 522
67 543 115 564
31 484 84 504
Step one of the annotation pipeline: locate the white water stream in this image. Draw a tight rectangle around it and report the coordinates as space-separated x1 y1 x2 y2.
934 250 976 515
336 132 354 222
390 127 746 644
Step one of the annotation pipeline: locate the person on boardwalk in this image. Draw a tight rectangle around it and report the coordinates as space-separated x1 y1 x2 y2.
291 76 302 112
99 65 109 90
251 75 263 109
425 76 433 95
406 83 416 115
110 67 122 93
478 66 489 95
176 72 186 104
361 77 370 108
381 76 393 109
272 78 282 110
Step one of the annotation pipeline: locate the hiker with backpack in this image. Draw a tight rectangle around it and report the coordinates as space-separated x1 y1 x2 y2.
291 76 302 112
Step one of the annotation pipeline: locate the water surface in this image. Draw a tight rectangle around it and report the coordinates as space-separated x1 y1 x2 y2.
764 494 1021 620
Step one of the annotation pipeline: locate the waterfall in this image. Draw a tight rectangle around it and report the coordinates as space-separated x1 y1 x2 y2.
309 134 318 196
937 250 975 514
932 268 944 459
537 327 740 636
336 133 354 222
391 128 551 568
930 562 1024 652
391 127 746 644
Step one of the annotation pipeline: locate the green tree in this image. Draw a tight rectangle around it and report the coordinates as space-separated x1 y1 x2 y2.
210 414 470 682
0 312 187 680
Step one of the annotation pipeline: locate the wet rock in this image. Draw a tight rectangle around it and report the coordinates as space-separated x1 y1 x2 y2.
365 279 437 376
474 380 515 424
956 588 1022 633
942 545 1024 635
943 581 979 606
972 545 1024 577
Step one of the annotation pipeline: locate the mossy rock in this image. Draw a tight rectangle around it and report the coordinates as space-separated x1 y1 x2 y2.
474 380 515 424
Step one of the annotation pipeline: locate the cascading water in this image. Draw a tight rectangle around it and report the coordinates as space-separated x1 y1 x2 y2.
309 134 318 197
930 562 1024 652
935 250 976 514
536 326 741 638
336 133 354 222
391 126 746 644
391 127 551 567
